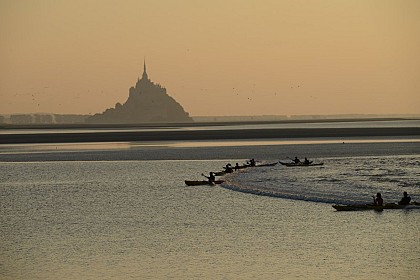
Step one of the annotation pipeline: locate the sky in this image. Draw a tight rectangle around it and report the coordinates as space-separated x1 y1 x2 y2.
1 0 419 117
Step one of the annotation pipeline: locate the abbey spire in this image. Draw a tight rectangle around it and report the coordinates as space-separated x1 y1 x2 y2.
142 58 148 80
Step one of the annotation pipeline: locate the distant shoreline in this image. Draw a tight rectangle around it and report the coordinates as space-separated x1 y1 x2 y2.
0 127 419 144
0 117 419 130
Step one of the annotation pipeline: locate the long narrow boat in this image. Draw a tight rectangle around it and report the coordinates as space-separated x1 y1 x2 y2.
279 161 324 167
234 165 251 170
213 171 229 176
332 202 420 211
214 162 277 175
256 162 279 167
185 180 224 186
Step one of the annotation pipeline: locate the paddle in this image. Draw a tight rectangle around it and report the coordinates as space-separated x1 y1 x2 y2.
202 172 216 180
286 156 294 162
286 156 299 163
201 173 217 185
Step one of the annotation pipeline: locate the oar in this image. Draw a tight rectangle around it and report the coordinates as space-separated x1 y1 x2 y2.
284 156 295 163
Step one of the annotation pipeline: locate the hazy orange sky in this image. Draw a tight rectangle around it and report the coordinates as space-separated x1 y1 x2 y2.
1 0 419 116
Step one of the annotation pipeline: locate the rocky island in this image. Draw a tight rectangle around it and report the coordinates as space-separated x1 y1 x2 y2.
87 62 193 124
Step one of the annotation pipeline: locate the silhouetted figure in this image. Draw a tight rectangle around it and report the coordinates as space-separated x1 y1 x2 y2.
398 191 411 205
224 163 233 173
293 157 301 164
304 157 310 164
249 158 256 166
235 163 240 170
373 193 383 206
204 172 216 183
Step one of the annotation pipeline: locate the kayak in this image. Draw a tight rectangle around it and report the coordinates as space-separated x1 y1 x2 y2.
332 202 420 211
185 180 224 186
279 161 324 167
234 165 251 170
213 171 229 176
256 162 279 167
214 162 277 175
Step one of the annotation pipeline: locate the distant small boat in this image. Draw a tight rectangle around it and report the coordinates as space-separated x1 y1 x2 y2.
213 171 228 176
256 162 279 167
332 202 420 211
184 180 224 186
213 162 277 175
279 161 324 167
233 164 251 170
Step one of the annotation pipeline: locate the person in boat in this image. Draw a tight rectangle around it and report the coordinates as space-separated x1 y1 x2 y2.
224 163 233 173
235 163 240 170
249 158 256 166
203 172 216 183
293 157 301 164
304 157 310 165
398 191 411 205
372 193 383 206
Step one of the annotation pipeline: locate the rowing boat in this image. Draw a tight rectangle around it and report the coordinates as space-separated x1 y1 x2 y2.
184 180 224 186
332 202 420 211
279 161 324 167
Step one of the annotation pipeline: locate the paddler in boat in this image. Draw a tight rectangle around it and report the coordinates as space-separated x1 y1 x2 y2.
372 193 384 206
398 191 411 205
249 158 256 166
304 157 310 165
224 163 233 173
293 157 301 164
203 172 216 184
235 163 240 170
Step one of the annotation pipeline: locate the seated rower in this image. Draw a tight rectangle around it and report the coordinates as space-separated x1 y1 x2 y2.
398 191 411 205
203 172 216 183
235 163 240 170
293 157 301 164
372 192 383 206
304 157 310 164
224 163 233 173
246 158 255 166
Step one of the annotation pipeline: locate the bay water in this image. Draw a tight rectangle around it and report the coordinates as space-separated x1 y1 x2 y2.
1 140 420 279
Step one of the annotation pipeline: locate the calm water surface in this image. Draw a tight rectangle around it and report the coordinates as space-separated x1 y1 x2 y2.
1 144 419 279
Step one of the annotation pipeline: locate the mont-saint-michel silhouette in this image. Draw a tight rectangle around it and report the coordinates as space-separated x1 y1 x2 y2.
87 61 193 124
